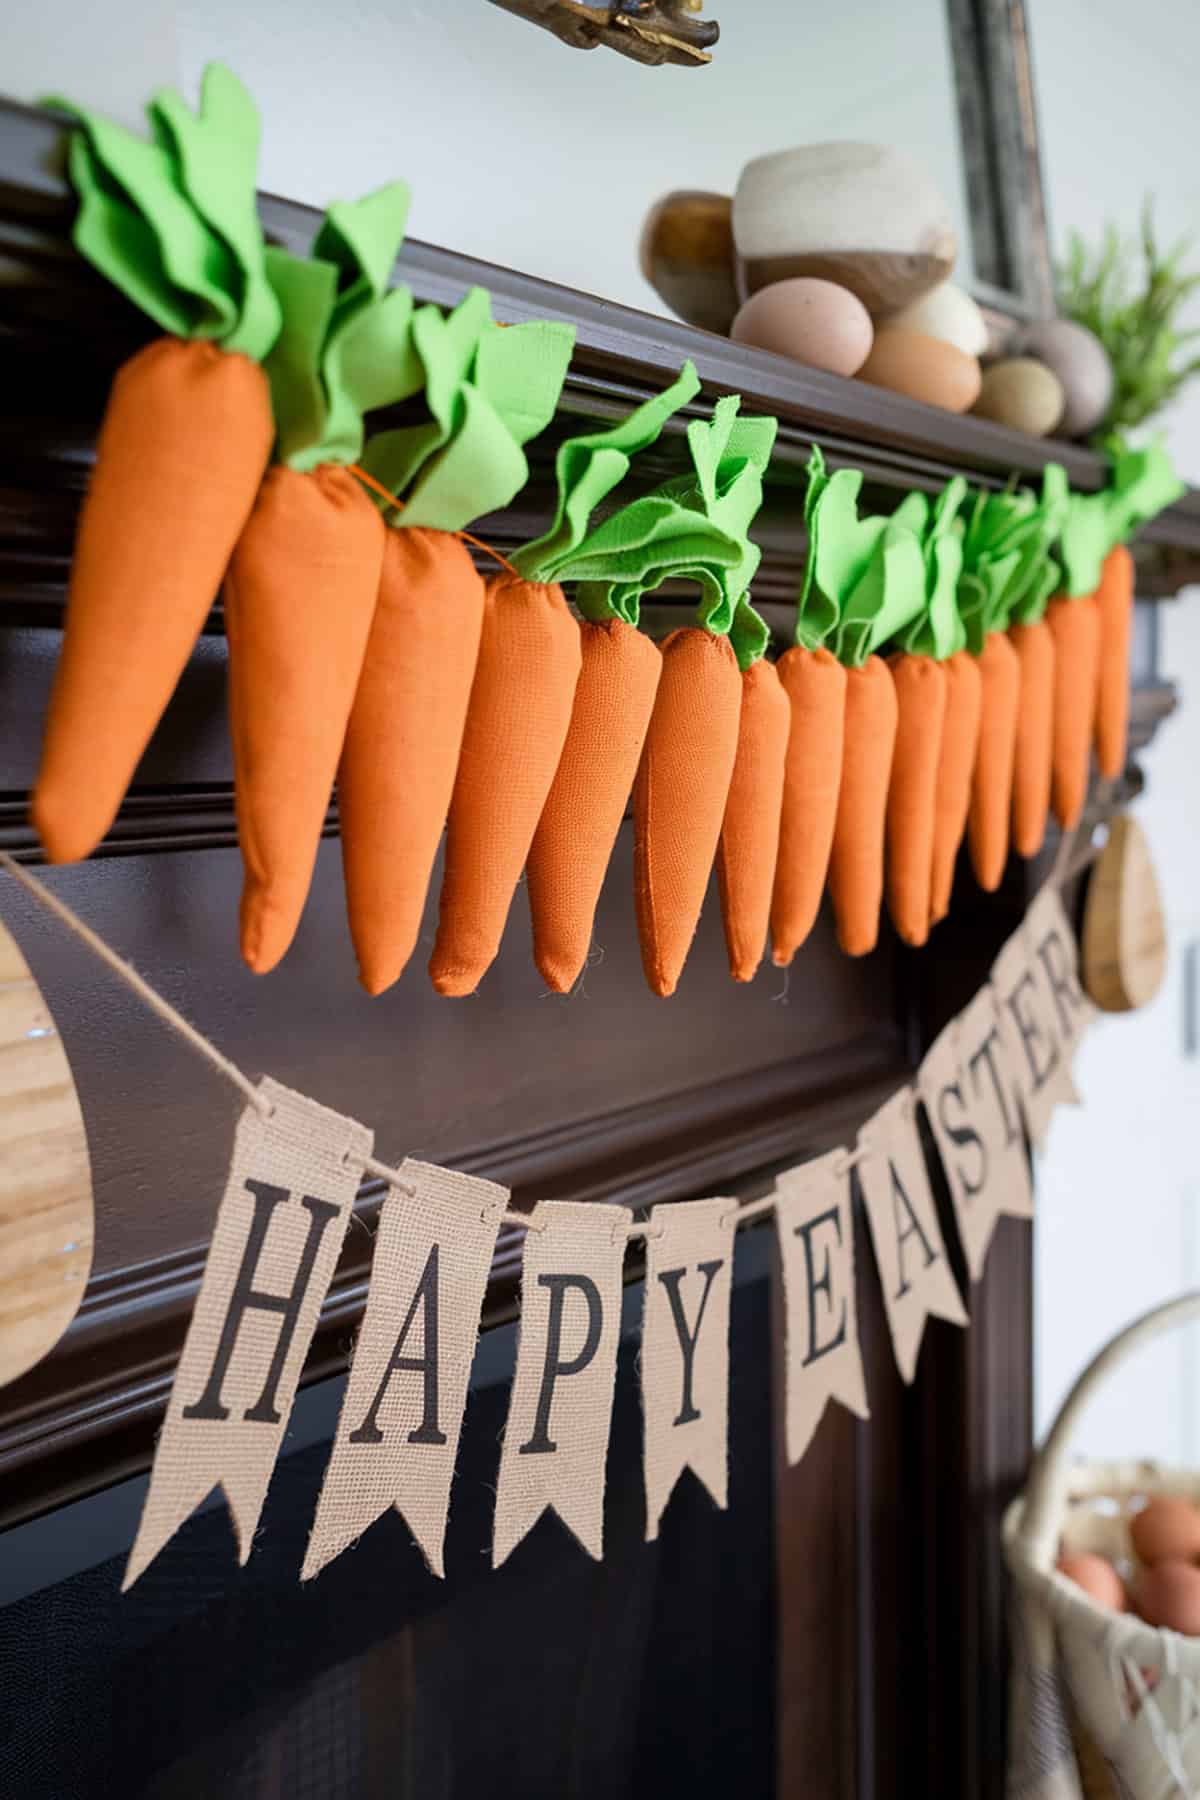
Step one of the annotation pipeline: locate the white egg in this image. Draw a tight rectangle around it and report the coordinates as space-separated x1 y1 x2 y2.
882 281 989 358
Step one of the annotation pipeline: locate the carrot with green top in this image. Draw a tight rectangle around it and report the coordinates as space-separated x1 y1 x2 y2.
33 67 281 864
338 294 574 993
717 603 791 982
226 183 417 972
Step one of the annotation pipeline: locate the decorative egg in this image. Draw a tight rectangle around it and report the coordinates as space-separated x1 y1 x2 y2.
1014 319 1114 438
882 281 989 357
1057 1551 1127 1612
1133 1559 1200 1636
639 190 739 335
855 327 982 413
1130 1494 1200 1565
730 278 874 376
972 359 1065 437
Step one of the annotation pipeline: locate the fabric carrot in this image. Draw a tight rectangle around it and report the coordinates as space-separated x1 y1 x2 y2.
508 367 704 992
632 399 778 994
1091 446 1183 780
1046 487 1112 832
881 480 967 946
928 652 982 924
227 185 417 972
798 458 926 957
33 67 282 864
338 294 574 993
717 604 791 981
995 467 1069 860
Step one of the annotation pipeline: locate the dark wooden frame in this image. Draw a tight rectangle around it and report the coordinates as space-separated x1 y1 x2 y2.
0 95 1193 1799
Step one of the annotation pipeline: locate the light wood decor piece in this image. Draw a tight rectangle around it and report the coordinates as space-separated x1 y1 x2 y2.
0 917 92 1386
1081 814 1167 1013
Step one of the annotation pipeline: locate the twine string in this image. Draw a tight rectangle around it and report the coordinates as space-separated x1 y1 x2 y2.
347 464 521 579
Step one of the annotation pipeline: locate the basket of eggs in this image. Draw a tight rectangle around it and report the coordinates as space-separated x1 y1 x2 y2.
1005 1294 1200 1800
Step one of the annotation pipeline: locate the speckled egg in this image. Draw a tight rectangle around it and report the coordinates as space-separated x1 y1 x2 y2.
731 277 874 376
882 281 989 357
972 358 1065 437
855 327 982 413
1014 319 1114 437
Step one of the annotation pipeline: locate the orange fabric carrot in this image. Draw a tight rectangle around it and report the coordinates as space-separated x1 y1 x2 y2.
1093 543 1134 780
225 185 416 973
1009 618 1056 856
635 629 743 995
32 69 282 863
928 651 982 924
717 646 791 981
885 654 947 946
828 656 900 956
527 620 662 992
338 530 486 994
337 300 574 993
1047 594 1101 831
967 631 1022 890
429 575 582 996
769 647 846 965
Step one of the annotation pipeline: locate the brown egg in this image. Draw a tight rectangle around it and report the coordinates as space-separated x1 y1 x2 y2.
731 278 874 376
1130 1495 1200 1566
1133 1559 1200 1635
1057 1551 1127 1612
972 359 1065 438
855 327 982 413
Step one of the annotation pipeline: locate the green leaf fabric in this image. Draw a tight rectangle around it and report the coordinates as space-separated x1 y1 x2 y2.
898 478 969 659
729 597 772 671
1104 443 1185 552
265 181 415 471
54 64 279 361
361 292 574 530
957 466 1069 642
794 447 927 667
511 362 702 582
569 393 776 636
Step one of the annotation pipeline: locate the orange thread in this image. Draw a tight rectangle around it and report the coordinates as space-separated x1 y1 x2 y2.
348 462 522 580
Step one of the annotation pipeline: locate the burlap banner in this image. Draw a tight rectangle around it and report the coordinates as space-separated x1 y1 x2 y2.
641 1197 736 1540
303 1162 509 1581
990 886 1087 1147
125 1079 371 1589
493 1200 630 1566
857 1087 968 1384
774 1150 869 1465
919 994 1033 1286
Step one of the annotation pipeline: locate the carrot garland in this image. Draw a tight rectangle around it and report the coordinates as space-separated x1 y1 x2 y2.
1002 468 1070 859
339 295 574 994
717 603 791 981
33 67 282 864
504 366 704 992
881 480 967 946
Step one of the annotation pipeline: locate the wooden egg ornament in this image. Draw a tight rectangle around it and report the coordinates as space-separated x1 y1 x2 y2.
639 189 739 334
856 327 982 413
1081 814 1167 1012
1014 318 1114 438
1057 1551 1128 1612
733 141 957 314
1133 1560 1200 1636
1129 1494 1200 1566
972 359 1065 437
0 913 93 1386
730 278 874 375
882 280 989 358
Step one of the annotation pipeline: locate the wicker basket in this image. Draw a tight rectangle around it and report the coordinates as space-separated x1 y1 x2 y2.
1005 1294 1200 1800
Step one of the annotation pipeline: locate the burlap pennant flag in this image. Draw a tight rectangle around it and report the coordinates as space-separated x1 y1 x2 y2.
493 1200 629 1566
303 1161 508 1581
774 1150 869 1466
125 1079 371 1589
641 1198 735 1540
857 1088 968 1384
990 886 1088 1147
919 1003 1032 1285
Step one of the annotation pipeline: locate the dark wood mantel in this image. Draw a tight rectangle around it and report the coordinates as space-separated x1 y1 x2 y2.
0 93 1192 1800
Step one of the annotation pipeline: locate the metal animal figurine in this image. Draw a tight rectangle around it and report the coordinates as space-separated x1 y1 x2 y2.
490 0 719 66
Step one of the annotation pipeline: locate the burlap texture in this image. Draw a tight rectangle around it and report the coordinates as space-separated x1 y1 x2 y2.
858 1087 968 1384
641 1197 735 1540
774 1150 869 1466
125 1079 371 1589
493 1200 629 1566
303 1161 508 1581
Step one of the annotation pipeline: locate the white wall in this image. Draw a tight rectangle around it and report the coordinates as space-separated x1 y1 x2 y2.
1028 0 1200 1463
